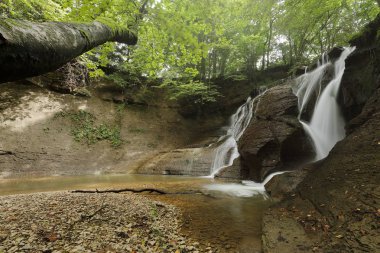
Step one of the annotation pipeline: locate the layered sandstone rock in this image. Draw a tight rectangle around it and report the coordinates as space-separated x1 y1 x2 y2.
262 15 380 253
238 84 313 182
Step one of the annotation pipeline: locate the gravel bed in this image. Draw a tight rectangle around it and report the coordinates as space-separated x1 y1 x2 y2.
0 192 204 253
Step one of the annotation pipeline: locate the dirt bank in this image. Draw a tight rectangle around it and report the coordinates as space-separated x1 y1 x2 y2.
0 82 224 179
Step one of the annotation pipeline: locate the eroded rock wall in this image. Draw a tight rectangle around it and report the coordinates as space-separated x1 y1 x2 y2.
237 84 313 182
262 15 380 253
0 82 223 179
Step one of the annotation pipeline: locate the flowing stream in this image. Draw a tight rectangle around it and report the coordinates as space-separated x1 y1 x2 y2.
204 90 290 199
209 93 263 177
294 47 355 160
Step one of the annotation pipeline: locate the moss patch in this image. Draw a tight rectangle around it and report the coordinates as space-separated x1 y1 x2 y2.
55 110 123 148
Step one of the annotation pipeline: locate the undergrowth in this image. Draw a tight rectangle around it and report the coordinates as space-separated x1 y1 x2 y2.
55 110 122 148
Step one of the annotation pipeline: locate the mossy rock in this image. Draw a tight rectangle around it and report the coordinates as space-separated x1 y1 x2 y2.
350 14 380 47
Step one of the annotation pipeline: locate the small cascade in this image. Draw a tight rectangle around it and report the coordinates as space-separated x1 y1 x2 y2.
294 53 330 117
204 171 288 197
294 47 355 160
209 93 263 177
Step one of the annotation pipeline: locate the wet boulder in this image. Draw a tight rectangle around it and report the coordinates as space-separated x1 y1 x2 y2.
339 14 380 122
238 84 313 182
214 158 242 179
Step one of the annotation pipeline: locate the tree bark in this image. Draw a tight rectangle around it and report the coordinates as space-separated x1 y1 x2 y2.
266 18 274 68
0 18 137 83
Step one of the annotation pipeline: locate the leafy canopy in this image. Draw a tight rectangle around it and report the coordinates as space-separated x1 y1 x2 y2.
1 0 379 102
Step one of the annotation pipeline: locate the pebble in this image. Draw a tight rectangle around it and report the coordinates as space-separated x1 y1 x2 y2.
0 192 203 252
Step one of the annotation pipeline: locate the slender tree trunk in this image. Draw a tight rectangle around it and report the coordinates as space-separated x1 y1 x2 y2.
261 53 265 71
266 18 274 68
207 53 212 80
287 34 293 65
246 51 256 81
0 18 137 83
200 57 206 81
197 33 207 81
212 49 217 79
219 50 229 78
261 41 267 70
318 30 324 56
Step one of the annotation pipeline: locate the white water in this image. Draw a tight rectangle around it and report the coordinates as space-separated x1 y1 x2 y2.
293 53 330 118
204 171 287 198
209 94 261 177
294 47 355 160
205 90 290 196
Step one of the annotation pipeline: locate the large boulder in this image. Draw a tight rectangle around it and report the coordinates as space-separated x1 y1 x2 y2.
262 86 380 253
339 14 380 122
214 158 242 179
238 84 313 182
262 16 380 253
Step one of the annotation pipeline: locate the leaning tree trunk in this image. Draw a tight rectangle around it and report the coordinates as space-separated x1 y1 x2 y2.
0 18 137 83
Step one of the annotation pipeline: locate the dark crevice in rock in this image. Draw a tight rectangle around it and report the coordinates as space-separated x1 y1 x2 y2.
0 33 6 45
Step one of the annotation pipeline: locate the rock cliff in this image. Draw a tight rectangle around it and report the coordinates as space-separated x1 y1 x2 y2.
262 15 380 253
238 84 313 182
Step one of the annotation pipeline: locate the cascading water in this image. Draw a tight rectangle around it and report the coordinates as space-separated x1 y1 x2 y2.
205 90 293 197
204 171 287 197
209 93 263 177
294 53 330 117
294 47 355 160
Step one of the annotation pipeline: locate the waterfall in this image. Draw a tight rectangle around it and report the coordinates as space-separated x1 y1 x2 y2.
293 53 330 118
209 93 263 177
294 47 355 161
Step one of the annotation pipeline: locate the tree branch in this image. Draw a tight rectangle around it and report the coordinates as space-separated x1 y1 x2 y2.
0 18 137 83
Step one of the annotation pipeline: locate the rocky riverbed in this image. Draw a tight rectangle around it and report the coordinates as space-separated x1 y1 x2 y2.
0 192 205 253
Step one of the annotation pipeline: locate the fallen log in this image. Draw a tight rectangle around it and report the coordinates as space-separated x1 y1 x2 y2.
0 18 137 83
72 188 168 194
71 188 216 198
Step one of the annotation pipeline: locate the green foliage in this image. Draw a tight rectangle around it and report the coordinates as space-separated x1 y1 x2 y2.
106 70 141 88
57 110 122 148
2 0 379 102
107 72 126 87
159 79 220 104
0 0 66 20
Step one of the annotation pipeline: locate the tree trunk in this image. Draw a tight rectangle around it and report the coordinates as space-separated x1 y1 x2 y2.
218 50 229 78
0 18 137 83
212 49 217 79
266 18 274 68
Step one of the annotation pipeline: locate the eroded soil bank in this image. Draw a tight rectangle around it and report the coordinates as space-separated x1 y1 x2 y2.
0 82 225 179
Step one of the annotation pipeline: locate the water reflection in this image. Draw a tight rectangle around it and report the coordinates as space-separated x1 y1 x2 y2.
0 174 271 252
